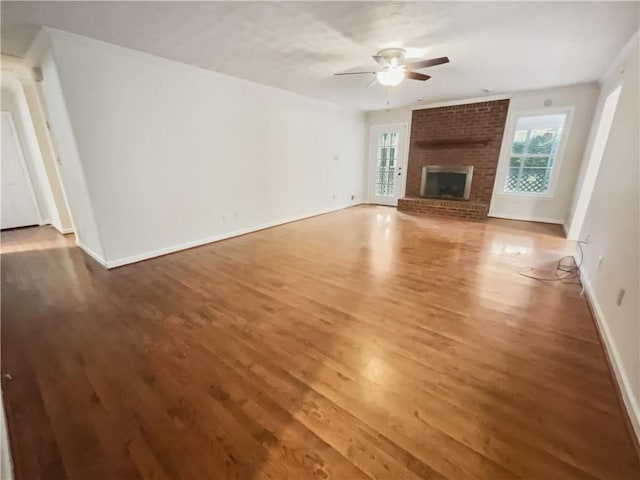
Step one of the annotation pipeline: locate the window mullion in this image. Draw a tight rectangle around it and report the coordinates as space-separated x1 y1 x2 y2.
517 128 532 191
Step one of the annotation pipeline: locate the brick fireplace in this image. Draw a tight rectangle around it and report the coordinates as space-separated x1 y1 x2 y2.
398 99 509 219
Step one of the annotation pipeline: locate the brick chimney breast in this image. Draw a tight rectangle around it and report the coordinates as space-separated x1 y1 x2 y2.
399 99 510 219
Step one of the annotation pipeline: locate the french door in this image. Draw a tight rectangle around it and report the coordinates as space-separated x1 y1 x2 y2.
369 124 406 206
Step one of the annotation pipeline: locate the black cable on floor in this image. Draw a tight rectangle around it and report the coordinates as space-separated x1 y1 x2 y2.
518 241 585 287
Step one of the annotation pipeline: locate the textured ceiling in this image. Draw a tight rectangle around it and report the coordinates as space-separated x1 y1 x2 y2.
2 1 638 111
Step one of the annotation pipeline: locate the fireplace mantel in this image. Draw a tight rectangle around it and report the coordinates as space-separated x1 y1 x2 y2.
415 138 491 149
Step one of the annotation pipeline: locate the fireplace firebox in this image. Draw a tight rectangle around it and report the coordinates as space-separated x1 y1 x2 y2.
420 165 474 200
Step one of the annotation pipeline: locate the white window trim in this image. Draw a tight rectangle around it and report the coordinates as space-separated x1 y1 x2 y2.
494 106 575 199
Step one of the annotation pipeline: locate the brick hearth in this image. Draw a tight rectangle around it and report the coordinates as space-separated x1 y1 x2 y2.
398 198 488 220
398 99 509 219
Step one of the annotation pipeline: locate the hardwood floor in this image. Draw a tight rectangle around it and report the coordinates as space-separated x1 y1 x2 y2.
1 205 638 479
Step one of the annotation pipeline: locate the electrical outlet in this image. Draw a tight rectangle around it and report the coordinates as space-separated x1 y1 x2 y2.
616 288 626 307
332 194 336 200
583 235 591 244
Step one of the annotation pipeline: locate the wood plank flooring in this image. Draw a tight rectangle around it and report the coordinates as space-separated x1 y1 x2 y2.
1 205 638 479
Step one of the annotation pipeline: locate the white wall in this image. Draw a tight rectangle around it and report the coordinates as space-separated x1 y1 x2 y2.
578 35 640 440
488 84 598 225
32 35 105 260
566 32 638 240
33 29 365 266
1 72 59 227
366 106 414 127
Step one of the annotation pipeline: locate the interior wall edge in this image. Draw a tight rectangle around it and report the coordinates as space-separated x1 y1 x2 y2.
582 272 640 446
76 241 109 268
20 78 75 232
598 29 640 85
565 28 639 238
27 29 108 259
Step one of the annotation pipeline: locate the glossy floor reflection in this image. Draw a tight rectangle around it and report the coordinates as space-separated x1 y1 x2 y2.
2 206 638 479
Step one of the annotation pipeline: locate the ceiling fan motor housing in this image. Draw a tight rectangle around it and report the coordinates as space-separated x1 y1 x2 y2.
335 49 446 85
376 48 406 66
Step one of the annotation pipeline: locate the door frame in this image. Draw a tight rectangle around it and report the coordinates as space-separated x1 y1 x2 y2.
367 122 409 206
1 111 43 227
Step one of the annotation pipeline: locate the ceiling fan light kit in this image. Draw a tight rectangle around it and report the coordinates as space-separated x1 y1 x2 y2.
376 66 405 86
335 48 449 87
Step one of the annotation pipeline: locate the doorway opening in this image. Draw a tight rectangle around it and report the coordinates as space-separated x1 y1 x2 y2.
1 65 75 251
567 85 622 240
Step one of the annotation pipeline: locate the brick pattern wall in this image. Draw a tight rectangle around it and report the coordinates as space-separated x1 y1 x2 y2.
398 198 488 220
400 99 509 219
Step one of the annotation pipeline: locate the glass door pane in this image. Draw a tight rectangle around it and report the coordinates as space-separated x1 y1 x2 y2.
376 132 398 197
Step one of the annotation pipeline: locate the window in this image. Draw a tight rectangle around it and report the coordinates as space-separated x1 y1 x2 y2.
504 113 567 194
376 132 398 196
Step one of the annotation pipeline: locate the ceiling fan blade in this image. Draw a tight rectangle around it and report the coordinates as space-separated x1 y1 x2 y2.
372 55 386 65
405 56 450 70
334 71 377 76
405 71 431 81
367 77 379 87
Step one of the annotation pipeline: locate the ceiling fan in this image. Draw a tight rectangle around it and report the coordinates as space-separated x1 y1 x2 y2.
335 48 449 86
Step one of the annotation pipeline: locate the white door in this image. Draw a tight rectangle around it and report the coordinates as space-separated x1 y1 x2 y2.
1 112 40 229
369 124 406 206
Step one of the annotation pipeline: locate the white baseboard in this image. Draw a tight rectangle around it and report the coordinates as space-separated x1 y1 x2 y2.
76 242 108 268
488 213 564 224
53 225 74 235
581 273 640 444
104 202 361 269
